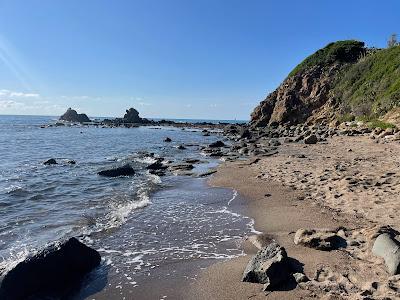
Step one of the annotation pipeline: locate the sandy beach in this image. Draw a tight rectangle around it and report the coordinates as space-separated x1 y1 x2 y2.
181 135 400 299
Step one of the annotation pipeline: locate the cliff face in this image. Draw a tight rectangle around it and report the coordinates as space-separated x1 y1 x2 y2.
251 63 341 126
250 40 367 127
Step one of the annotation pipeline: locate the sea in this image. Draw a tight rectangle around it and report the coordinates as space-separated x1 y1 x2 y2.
0 115 255 299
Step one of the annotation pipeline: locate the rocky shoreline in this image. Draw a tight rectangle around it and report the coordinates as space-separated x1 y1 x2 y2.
181 120 400 299
4 116 400 299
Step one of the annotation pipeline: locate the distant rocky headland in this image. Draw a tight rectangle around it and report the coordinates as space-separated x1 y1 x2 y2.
55 107 239 129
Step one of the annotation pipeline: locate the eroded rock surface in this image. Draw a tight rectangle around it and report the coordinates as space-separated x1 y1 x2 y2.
242 242 291 291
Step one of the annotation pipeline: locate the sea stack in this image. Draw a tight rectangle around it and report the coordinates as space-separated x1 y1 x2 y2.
59 108 90 123
122 107 150 123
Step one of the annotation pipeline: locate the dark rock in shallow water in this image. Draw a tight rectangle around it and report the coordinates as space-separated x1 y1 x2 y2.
168 163 194 172
59 108 90 123
176 145 186 150
43 158 57 165
164 137 172 142
0 237 101 300
98 164 135 177
242 242 291 291
146 161 167 171
67 160 76 165
208 140 225 148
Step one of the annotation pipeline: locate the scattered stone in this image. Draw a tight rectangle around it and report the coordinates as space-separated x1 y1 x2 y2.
0 237 101 300
98 164 135 177
209 140 225 148
44 158 57 165
293 272 309 283
294 228 346 251
304 134 318 144
242 242 291 291
197 170 217 177
185 158 201 164
176 145 186 150
240 128 251 139
164 137 172 142
146 161 167 171
67 160 76 165
168 163 194 172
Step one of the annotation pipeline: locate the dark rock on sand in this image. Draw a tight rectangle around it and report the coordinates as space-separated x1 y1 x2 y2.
0 237 101 300
304 134 318 144
98 164 135 177
44 158 57 165
242 241 291 291
59 108 90 123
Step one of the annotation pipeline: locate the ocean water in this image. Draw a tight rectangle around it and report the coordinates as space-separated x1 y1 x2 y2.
0 115 255 298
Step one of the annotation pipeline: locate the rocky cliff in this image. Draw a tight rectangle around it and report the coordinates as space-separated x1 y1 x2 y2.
250 40 368 127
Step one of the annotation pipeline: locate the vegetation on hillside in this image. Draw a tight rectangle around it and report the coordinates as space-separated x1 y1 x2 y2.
288 40 366 77
333 45 400 117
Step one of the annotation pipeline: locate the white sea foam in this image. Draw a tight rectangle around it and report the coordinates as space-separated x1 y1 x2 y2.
4 184 23 193
227 189 238 206
134 156 158 164
108 196 151 228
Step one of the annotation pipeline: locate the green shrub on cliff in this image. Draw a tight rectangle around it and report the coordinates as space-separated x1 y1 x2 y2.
333 45 400 116
289 40 366 77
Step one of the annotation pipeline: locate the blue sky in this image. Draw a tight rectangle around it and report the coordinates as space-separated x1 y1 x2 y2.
0 0 398 120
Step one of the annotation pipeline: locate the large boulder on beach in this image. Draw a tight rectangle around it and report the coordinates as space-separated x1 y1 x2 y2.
372 233 400 275
242 241 291 291
98 164 135 177
0 237 101 300
59 108 90 123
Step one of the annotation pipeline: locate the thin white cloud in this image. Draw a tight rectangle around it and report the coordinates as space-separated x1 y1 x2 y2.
0 89 40 98
0 99 24 109
137 102 152 106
